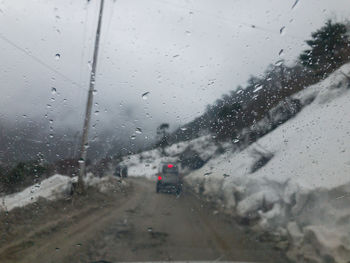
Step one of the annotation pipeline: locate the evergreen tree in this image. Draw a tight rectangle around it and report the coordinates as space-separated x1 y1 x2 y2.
299 20 349 74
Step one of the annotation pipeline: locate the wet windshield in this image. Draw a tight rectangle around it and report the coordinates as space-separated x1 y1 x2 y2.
1 0 350 263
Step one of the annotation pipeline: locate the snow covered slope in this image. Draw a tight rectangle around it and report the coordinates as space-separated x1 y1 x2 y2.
185 63 350 263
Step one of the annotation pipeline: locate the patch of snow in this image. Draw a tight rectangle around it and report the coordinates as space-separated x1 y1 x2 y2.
0 173 126 211
0 174 72 211
84 173 128 193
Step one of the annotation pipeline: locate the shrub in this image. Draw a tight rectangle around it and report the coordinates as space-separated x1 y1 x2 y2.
0 161 48 193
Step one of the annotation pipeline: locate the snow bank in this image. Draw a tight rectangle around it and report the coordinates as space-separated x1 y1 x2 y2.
83 173 129 193
185 63 350 263
0 174 73 211
0 173 126 211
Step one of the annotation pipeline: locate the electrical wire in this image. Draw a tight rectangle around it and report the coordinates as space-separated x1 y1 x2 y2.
0 0 305 91
0 33 88 91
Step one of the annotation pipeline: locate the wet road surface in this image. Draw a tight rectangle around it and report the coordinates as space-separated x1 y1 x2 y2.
0 178 289 263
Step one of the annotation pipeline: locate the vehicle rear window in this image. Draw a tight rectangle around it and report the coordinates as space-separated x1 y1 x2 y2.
162 165 178 174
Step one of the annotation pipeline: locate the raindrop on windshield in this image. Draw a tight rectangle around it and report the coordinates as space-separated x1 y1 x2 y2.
78 159 85 164
278 49 284 56
55 53 60 60
180 127 188 131
253 85 263 93
130 135 136 140
280 26 286 35
94 110 99 115
93 89 98 95
291 0 299 9
51 87 57 94
275 60 284 66
142 92 150 100
233 138 240 143
135 128 142 134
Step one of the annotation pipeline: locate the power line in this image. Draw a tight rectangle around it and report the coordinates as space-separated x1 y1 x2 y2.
0 33 88 91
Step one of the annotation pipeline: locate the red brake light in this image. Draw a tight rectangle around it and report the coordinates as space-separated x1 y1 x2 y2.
167 164 174 168
158 176 162 180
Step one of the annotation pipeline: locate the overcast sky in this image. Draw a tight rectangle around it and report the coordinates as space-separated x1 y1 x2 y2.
0 0 349 140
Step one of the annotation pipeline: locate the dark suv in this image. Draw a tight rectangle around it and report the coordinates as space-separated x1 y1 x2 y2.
156 162 182 194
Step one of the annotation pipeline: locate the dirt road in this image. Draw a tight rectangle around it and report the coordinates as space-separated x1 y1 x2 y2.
0 178 288 263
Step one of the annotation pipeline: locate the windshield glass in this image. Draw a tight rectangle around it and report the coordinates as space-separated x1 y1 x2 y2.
162 165 178 174
1 1 350 263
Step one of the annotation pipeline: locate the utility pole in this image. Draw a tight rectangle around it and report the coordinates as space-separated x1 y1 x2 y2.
77 0 105 193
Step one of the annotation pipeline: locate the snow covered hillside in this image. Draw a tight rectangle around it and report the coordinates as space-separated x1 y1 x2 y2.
185 63 350 263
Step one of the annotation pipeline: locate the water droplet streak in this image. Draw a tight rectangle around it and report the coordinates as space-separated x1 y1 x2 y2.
142 92 150 100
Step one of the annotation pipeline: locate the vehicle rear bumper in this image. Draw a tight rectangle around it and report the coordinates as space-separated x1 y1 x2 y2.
157 182 181 188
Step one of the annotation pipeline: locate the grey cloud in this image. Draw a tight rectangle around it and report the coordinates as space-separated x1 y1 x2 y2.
0 0 349 140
